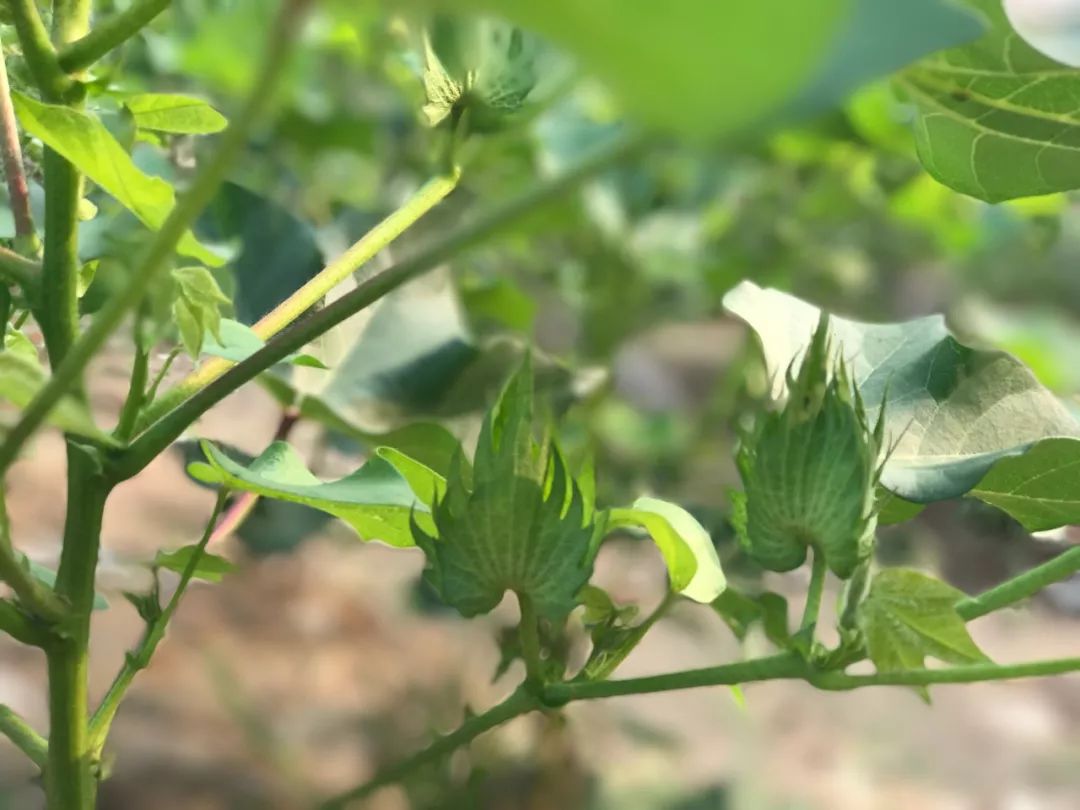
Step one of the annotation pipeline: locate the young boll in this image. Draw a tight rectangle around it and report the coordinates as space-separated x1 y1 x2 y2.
1004 0 1080 66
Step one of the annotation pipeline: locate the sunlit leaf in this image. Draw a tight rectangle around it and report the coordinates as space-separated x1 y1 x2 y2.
12 92 222 265
606 497 726 603
899 0 1080 201
122 93 228 134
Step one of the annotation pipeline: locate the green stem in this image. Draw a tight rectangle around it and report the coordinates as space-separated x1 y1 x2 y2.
0 704 47 769
547 652 807 703
517 592 544 689
45 443 109 810
38 147 83 366
116 131 650 480
6 0 71 101
51 0 93 46
811 656 1080 690
955 546 1080 621
58 0 172 72
0 597 49 646
0 0 309 477
318 687 538 810
0 490 67 623
113 311 150 442
0 246 41 293
88 490 227 757
140 171 460 428
800 548 827 632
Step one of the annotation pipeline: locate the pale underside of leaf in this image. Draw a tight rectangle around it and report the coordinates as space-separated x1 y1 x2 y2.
723 281 1080 504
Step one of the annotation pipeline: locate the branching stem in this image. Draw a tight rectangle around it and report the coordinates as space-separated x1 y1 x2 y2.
116 131 650 479
0 0 310 477
88 490 228 757
58 0 173 73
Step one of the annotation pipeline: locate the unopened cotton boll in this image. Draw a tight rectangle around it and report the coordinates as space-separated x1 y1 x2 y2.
1004 0 1080 66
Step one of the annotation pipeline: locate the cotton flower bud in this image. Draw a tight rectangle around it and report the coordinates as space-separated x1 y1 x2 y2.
417 16 553 133
733 314 883 579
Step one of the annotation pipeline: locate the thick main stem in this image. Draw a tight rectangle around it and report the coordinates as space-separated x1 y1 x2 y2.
45 443 110 810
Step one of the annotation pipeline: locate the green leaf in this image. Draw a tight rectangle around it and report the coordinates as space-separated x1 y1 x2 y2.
971 437 1080 531
0 353 114 443
122 93 228 135
606 497 726 603
411 361 595 619
711 589 791 648
155 544 236 583
876 488 925 526
171 266 230 358
723 281 1080 503
23 557 108 610
188 440 426 548
11 92 221 265
77 260 99 298
376 446 446 509
201 319 327 369
858 568 988 681
899 0 1080 202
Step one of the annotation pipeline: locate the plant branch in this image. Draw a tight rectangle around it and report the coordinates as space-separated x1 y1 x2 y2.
0 37 36 249
88 489 227 756
548 652 808 703
0 0 310 477
140 171 461 427
956 545 1080 621
58 0 172 73
318 687 539 810
0 489 67 623
116 131 650 480
811 656 1080 690
0 246 39 294
0 597 49 646
0 704 46 769
6 0 72 101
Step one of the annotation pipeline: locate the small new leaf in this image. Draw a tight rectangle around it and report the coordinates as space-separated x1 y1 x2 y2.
411 360 595 619
171 266 230 358
858 568 988 686
155 545 236 583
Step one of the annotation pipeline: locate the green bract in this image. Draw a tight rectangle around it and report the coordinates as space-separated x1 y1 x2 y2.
418 16 551 132
411 361 595 619
733 315 882 579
